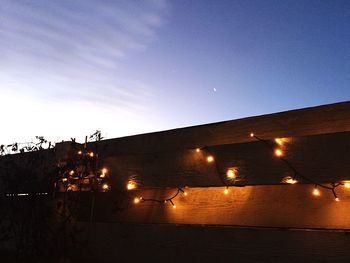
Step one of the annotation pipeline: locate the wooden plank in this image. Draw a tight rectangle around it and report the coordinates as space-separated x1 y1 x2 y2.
91 101 350 154
80 184 350 229
73 222 350 262
100 131 350 188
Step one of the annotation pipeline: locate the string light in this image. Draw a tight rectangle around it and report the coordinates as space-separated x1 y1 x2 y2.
77 150 82 155
283 176 298 184
127 181 137 190
313 185 320 196
207 155 214 163
100 168 108 178
275 138 283 145
179 188 188 196
343 181 350 188
251 133 343 202
274 138 290 146
133 188 186 208
250 133 255 138
69 170 74 176
274 148 283 157
226 168 237 180
196 148 200 153
102 184 109 190
89 152 94 157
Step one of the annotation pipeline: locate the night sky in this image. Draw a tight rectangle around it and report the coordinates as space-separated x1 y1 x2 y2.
1 0 349 144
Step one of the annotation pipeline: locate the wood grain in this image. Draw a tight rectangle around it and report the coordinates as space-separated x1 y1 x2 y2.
73 222 350 262
98 131 350 188
77 184 350 230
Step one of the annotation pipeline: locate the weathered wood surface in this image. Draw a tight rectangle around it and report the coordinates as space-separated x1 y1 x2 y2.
78 184 350 229
74 222 350 262
99 131 350 187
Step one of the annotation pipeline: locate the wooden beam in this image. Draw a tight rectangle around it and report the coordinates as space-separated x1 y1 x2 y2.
74 222 350 262
92 101 350 154
101 131 350 188
77 184 350 229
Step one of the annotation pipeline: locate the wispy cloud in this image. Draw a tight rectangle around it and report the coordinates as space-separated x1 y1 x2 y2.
0 0 168 109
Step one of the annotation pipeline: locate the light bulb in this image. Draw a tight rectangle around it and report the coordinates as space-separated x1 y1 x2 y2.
102 184 109 190
69 170 74 176
275 138 283 145
78 150 82 155
102 168 107 174
335 197 340 202
283 176 298 184
313 188 320 196
127 181 136 190
226 168 236 179
250 133 254 138
134 197 140 204
89 152 94 157
207 155 214 163
224 188 229 195
196 148 200 153
184 191 188 196
274 148 283 157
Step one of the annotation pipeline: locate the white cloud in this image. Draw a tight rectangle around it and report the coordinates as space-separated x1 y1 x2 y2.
0 0 169 143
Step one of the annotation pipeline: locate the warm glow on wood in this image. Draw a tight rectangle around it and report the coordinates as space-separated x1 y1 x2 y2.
343 181 350 188
224 188 229 195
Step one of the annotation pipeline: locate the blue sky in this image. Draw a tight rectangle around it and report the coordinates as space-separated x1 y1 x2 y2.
0 0 349 144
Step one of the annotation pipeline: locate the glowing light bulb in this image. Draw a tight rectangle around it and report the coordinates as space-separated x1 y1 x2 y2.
196 148 200 153
313 188 320 196
250 133 254 138
224 188 229 195
274 148 283 157
102 168 107 174
62 178 68 182
275 138 283 145
335 197 340 202
172 204 176 208
89 152 94 157
69 170 74 176
102 184 109 190
283 176 298 184
226 168 236 179
127 181 136 190
184 191 188 196
343 182 350 188
207 155 214 163
134 197 140 204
